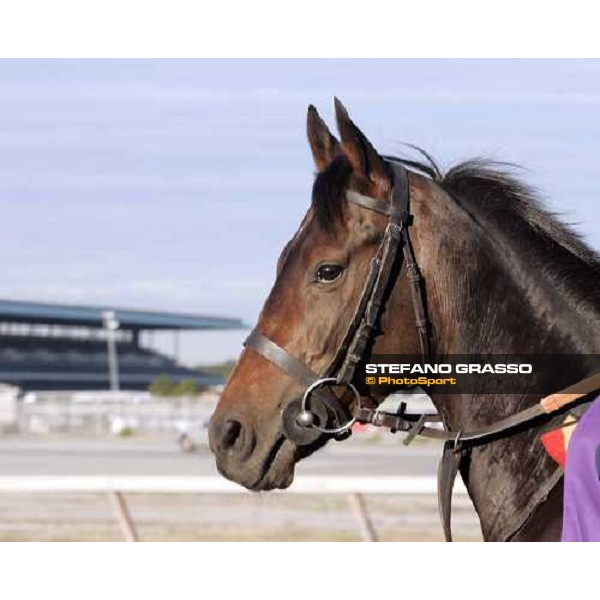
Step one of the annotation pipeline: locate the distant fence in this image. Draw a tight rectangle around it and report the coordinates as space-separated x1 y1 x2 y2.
0 475 467 542
17 399 214 435
14 391 437 437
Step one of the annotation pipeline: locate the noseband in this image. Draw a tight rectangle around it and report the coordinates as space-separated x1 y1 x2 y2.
244 161 431 443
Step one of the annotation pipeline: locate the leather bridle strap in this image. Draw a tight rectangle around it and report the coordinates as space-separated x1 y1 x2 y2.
320 256 381 378
335 221 404 383
347 161 410 222
403 234 430 360
346 167 430 363
333 162 431 382
355 370 600 445
346 190 394 216
244 330 318 387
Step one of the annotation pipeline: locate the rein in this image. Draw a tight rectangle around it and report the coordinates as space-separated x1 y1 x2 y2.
244 160 600 541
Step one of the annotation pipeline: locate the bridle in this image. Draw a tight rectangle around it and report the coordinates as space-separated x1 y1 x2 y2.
243 159 600 541
245 161 430 441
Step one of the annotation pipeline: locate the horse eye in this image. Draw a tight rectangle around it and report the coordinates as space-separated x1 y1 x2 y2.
316 264 345 283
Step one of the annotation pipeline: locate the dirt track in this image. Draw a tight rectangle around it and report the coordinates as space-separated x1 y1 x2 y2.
0 435 483 541
0 491 482 541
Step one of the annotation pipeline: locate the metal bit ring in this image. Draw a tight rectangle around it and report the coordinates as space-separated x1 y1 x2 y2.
300 377 359 435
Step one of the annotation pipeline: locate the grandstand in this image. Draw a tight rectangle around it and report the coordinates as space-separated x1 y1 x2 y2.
0 299 245 391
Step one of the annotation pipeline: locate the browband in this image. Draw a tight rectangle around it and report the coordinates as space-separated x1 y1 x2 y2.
346 191 391 216
346 161 410 220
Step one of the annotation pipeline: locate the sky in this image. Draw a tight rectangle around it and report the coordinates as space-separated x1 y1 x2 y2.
0 59 599 365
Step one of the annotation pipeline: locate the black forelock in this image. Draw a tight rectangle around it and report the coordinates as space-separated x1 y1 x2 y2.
311 155 352 230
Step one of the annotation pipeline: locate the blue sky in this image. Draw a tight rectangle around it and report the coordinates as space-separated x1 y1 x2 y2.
1 59 599 364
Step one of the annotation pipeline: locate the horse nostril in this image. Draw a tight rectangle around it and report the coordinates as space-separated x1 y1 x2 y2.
220 419 242 451
210 417 256 460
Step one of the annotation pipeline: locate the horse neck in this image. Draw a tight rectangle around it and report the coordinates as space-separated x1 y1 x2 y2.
411 180 600 381
408 180 600 540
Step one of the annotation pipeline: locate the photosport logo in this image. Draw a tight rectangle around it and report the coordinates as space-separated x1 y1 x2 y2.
361 355 600 394
365 374 459 387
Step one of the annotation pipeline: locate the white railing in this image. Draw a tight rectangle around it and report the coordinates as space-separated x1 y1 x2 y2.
0 475 467 542
17 401 214 435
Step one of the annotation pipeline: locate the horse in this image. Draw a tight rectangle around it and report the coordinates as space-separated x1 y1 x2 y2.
208 99 600 541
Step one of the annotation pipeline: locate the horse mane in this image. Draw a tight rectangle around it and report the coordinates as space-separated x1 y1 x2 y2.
312 150 600 305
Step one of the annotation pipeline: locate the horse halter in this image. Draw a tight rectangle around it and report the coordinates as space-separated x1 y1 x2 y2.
244 161 431 446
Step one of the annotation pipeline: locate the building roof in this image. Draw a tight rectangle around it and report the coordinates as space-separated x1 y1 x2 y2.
0 299 246 331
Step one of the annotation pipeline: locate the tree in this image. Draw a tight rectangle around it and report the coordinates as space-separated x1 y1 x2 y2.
149 375 202 397
149 375 176 397
172 379 200 397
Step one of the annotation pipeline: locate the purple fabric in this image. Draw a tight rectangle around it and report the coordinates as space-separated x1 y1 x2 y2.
561 395 600 541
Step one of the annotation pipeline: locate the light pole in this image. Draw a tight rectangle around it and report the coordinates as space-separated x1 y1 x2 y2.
103 310 120 392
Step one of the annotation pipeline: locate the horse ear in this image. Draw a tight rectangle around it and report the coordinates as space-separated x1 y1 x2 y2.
307 105 341 171
334 97 389 186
